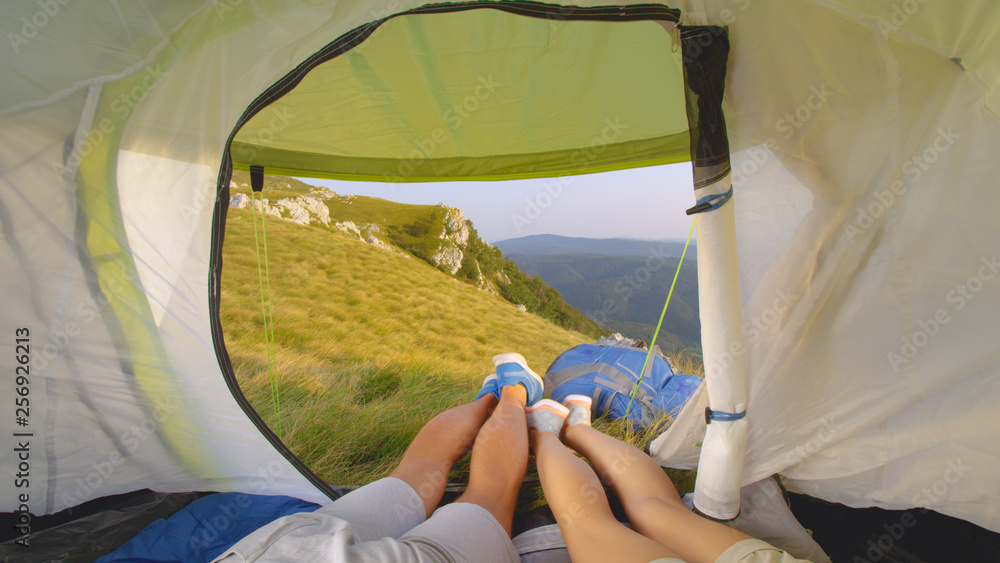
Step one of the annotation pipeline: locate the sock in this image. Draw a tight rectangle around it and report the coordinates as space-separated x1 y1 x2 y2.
475 374 499 401
563 394 592 427
526 399 569 435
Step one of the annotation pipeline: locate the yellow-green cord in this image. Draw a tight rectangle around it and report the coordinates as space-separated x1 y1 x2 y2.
252 192 283 437
625 217 696 420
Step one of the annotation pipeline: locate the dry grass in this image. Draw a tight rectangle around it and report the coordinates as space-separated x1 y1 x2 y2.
666 347 705 377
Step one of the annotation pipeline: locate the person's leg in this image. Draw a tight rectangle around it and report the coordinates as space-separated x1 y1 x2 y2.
389 391 497 519
453 383 529 535
451 352 548 535
528 407 678 563
561 405 750 563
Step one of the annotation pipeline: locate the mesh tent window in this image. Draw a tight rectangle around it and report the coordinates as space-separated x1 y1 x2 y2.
213 1 731 507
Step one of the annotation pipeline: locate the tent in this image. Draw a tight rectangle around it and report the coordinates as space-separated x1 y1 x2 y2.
2 0 999 553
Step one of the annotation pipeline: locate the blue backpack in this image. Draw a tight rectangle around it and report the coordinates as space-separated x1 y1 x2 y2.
544 343 702 429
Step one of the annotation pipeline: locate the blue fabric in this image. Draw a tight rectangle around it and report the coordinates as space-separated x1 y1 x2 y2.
475 374 500 401
695 185 733 213
547 344 702 428
496 361 544 404
708 408 747 422
97 492 320 563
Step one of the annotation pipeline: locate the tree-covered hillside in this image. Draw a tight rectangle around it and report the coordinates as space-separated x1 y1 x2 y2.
507 253 700 352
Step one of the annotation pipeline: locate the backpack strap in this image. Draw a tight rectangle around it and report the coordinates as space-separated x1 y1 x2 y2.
548 362 655 398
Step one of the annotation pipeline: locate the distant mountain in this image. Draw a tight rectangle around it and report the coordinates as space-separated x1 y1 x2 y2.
494 234 693 258
507 252 700 353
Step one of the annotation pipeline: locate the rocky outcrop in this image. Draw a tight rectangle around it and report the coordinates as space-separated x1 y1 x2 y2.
333 221 407 257
229 193 330 227
276 199 310 225
431 204 471 274
367 235 398 253
229 193 251 208
432 246 464 274
252 198 282 218
495 269 511 286
275 196 331 226
304 196 332 225
597 333 650 351
440 204 470 246
335 221 363 239
473 263 498 295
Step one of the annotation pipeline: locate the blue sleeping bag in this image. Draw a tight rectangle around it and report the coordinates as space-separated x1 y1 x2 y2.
545 343 702 429
97 492 320 562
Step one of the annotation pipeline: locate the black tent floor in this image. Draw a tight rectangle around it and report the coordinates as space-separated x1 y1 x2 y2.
0 489 212 562
788 492 1000 563
5 488 1000 563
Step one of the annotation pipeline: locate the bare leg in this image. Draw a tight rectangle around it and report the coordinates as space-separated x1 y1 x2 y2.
390 394 496 519
455 384 530 535
530 429 678 563
562 423 750 563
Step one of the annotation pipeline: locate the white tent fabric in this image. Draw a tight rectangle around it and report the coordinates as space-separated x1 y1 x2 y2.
653 0 1000 532
1 0 999 541
1 0 366 514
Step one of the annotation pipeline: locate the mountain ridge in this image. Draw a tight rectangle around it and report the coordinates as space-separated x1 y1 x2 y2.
495 233 695 258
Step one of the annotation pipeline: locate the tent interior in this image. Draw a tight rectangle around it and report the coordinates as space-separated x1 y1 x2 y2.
2 0 1000 561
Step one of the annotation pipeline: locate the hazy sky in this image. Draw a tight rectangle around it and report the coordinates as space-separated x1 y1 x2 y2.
303 162 696 243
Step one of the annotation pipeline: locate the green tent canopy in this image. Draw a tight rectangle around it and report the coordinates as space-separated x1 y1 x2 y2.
231 4 691 182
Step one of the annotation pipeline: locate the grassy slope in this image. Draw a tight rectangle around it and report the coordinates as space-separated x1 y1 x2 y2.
221 206 596 487
228 172 604 338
